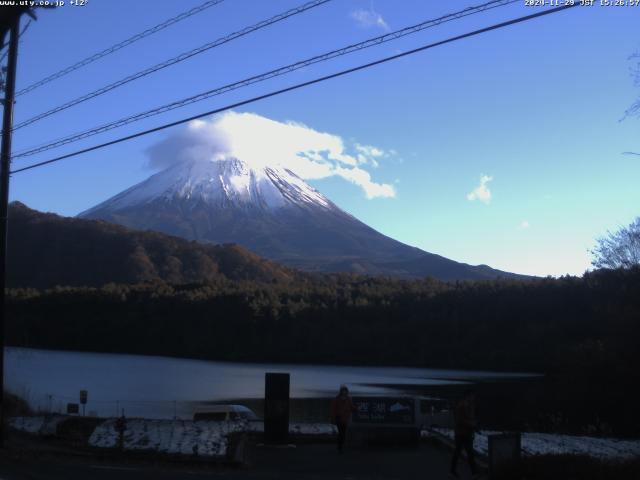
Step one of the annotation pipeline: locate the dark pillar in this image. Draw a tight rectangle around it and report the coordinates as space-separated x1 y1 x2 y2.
0 15 21 448
264 372 289 444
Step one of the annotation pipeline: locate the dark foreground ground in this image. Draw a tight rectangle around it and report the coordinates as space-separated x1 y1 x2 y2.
0 441 476 480
2 433 639 479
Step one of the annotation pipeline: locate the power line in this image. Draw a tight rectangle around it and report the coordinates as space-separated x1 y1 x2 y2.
11 0 331 131
14 0 226 97
11 4 578 175
13 0 519 160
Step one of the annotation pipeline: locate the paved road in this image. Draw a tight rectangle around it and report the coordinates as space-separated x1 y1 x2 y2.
0 442 482 480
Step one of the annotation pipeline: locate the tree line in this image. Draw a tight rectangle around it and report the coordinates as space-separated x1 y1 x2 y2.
6 268 640 435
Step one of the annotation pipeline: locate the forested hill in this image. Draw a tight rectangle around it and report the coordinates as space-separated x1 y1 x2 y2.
7 268 640 433
8 269 639 372
7 202 296 288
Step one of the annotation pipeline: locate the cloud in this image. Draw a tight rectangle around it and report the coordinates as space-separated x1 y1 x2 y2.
146 111 395 199
335 165 395 199
519 220 530 230
466 174 493 204
355 143 385 167
350 7 389 31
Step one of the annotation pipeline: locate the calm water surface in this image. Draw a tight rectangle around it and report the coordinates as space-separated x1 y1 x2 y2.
6 347 533 419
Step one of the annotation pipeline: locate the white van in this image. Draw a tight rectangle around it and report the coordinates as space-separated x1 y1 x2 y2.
192 404 259 422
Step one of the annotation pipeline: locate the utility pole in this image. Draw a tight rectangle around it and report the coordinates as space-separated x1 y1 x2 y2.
0 7 28 448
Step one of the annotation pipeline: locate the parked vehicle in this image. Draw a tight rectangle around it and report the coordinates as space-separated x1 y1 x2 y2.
192 404 259 422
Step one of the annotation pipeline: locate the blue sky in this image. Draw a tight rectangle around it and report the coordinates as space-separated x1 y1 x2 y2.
6 0 640 277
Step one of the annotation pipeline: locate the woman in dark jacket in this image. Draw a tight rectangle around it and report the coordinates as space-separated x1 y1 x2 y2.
331 385 356 453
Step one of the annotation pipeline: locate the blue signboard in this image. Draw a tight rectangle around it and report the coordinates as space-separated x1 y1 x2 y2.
352 397 415 425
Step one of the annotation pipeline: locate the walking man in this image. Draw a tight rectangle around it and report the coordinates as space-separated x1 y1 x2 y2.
450 390 479 478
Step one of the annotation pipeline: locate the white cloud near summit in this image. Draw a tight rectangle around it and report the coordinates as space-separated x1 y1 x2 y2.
466 174 493 204
355 143 384 167
146 111 396 199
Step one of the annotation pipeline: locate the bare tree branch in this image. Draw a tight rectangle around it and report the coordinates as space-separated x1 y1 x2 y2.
623 51 640 118
591 217 640 269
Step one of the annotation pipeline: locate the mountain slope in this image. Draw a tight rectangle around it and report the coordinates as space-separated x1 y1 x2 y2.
8 202 295 289
80 158 524 281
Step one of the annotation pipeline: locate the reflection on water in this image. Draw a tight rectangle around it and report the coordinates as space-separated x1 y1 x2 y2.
6 347 535 419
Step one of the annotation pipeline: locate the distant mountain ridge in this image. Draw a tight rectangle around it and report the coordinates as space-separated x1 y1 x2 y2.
8 202 294 289
79 157 526 281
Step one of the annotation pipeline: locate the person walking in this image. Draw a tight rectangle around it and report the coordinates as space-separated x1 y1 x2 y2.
450 390 479 478
331 385 356 453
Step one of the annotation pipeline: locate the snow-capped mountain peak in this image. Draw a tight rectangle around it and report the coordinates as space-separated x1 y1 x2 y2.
81 158 333 215
79 157 525 281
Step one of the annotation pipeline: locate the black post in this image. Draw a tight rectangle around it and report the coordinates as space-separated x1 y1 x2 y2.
264 373 290 445
0 16 20 448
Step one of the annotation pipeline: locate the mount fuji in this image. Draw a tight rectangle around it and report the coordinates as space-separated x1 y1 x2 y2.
79 158 522 280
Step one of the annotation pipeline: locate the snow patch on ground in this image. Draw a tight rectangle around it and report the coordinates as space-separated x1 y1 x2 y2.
11 415 339 458
9 415 68 435
89 419 337 457
89 419 250 457
431 428 640 461
9 416 44 434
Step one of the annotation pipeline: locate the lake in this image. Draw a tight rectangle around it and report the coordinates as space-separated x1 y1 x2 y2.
6 347 535 419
